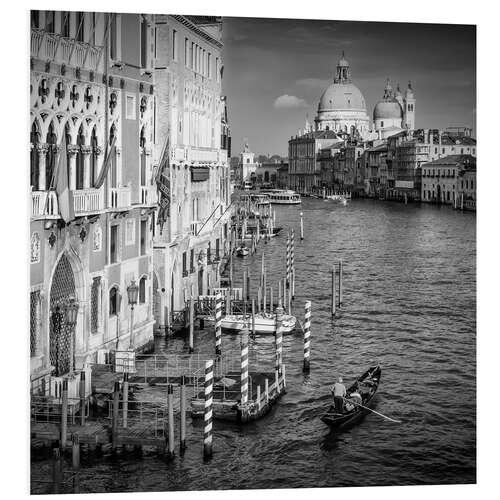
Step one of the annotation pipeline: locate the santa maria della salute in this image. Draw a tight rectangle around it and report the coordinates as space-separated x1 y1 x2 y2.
308 52 416 140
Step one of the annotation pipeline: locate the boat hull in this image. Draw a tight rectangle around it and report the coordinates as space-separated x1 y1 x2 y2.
220 314 296 334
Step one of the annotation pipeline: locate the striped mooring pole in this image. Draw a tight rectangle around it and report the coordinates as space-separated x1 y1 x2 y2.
290 229 295 299
215 292 222 356
203 359 214 459
303 300 311 373
286 232 291 288
240 328 249 404
275 301 284 376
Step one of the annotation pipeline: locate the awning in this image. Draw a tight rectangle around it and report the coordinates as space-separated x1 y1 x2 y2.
191 166 210 182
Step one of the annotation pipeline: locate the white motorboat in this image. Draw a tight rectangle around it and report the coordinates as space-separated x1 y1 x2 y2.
220 313 296 334
236 245 249 257
326 194 348 205
261 189 301 205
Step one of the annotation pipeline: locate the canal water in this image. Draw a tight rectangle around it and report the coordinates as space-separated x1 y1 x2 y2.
31 198 476 492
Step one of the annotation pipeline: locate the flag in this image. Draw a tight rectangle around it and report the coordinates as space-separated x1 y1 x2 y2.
94 134 117 189
156 135 171 233
55 133 75 223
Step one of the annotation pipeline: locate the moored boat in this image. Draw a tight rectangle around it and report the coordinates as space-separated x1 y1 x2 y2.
321 365 381 429
261 189 301 205
220 313 296 333
235 245 249 257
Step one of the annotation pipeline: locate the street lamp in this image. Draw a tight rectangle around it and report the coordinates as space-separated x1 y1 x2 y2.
127 280 139 349
65 297 79 373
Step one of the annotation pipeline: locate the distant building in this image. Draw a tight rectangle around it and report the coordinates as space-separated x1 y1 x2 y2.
237 142 259 185
288 130 342 193
255 158 286 187
276 163 289 189
421 154 476 207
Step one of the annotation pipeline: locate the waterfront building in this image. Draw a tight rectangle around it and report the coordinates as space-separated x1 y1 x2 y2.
255 158 287 187
421 154 476 206
276 162 289 189
30 11 157 388
152 15 231 329
314 53 370 138
363 143 388 197
288 130 341 193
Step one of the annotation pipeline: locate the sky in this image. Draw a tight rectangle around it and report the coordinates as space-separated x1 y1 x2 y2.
221 17 476 157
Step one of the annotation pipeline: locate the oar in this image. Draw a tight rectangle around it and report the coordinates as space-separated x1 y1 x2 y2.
344 397 402 423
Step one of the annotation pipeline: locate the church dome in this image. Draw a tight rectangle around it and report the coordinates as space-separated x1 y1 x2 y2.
373 100 403 120
318 83 367 112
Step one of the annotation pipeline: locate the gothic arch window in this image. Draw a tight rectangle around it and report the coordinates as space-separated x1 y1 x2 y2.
76 124 85 189
109 286 120 316
30 121 40 190
90 126 99 187
109 123 117 188
45 122 57 191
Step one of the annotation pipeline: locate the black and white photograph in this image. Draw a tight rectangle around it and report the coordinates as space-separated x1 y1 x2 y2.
11 0 495 497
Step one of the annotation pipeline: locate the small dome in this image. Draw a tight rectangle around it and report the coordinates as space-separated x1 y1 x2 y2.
337 56 349 67
318 82 366 112
373 100 403 121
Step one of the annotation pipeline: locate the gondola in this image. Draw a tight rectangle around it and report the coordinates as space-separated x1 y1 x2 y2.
321 365 381 429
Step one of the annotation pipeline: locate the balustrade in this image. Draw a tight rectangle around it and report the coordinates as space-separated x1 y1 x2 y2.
109 186 131 209
73 188 104 214
31 191 59 218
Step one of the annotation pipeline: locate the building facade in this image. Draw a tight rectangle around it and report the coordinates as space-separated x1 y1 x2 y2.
30 11 157 389
152 15 231 329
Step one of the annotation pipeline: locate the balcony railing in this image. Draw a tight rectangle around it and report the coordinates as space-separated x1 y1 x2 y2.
109 186 131 210
73 188 104 215
31 191 59 218
31 29 104 72
140 186 157 206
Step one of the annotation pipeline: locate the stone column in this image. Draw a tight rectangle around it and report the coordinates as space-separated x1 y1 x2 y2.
81 146 92 189
37 144 49 191
67 145 79 191
97 278 103 333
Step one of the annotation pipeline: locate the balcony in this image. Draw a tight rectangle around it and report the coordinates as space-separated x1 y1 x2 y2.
73 188 104 215
174 146 228 165
31 29 103 72
109 186 131 210
31 191 59 219
140 186 157 206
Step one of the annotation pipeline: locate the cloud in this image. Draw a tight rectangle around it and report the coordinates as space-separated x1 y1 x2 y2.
273 94 309 109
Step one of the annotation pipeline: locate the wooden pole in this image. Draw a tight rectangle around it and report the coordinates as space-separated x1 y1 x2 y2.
72 433 80 469
60 379 68 450
331 266 336 316
79 371 86 426
257 287 262 313
167 384 175 459
242 269 247 305
52 448 62 494
270 287 273 314
292 267 296 300
283 278 287 313
112 380 120 451
263 271 267 313
265 378 269 404
215 292 222 356
122 372 129 428
240 329 249 404
189 297 194 353
180 375 187 452
300 211 304 240
339 259 343 306
278 280 282 305
246 269 251 300
251 299 256 337
203 360 214 459
303 300 311 373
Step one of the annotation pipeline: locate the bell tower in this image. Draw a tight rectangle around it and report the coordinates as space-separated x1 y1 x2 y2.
403 81 416 130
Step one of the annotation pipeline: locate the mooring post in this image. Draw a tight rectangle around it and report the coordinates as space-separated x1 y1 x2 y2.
283 278 287 313
270 287 274 314
263 271 267 313
251 299 256 337
303 300 311 373
215 292 222 356
60 379 68 450
246 269 251 300
112 380 120 451
79 371 86 426
339 259 343 306
189 297 194 353
331 266 336 316
286 232 291 288
275 301 284 378
242 270 247 306
300 211 304 240
278 280 282 306
72 433 80 469
52 448 62 494
265 378 269 404
282 364 287 389
288 281 292 314
240 328 249 404
122 372 129 428
167 384 175 459
256 385 261 411
203 360 214 459
257 286 262 313
180 375 187 452
292 267 296 300
290 229 295 295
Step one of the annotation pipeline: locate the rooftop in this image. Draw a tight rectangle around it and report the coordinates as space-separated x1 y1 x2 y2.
423 154 476 168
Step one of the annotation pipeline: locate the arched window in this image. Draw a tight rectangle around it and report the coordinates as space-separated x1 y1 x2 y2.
140 126 146 186
45 122 57 191
109 124 117 188
76 124 85 189
90 126 98 187
109 286 120 316
139 276 147 304
30 121 40 190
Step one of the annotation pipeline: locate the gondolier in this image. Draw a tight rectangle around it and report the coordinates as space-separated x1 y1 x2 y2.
331 377 346 414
